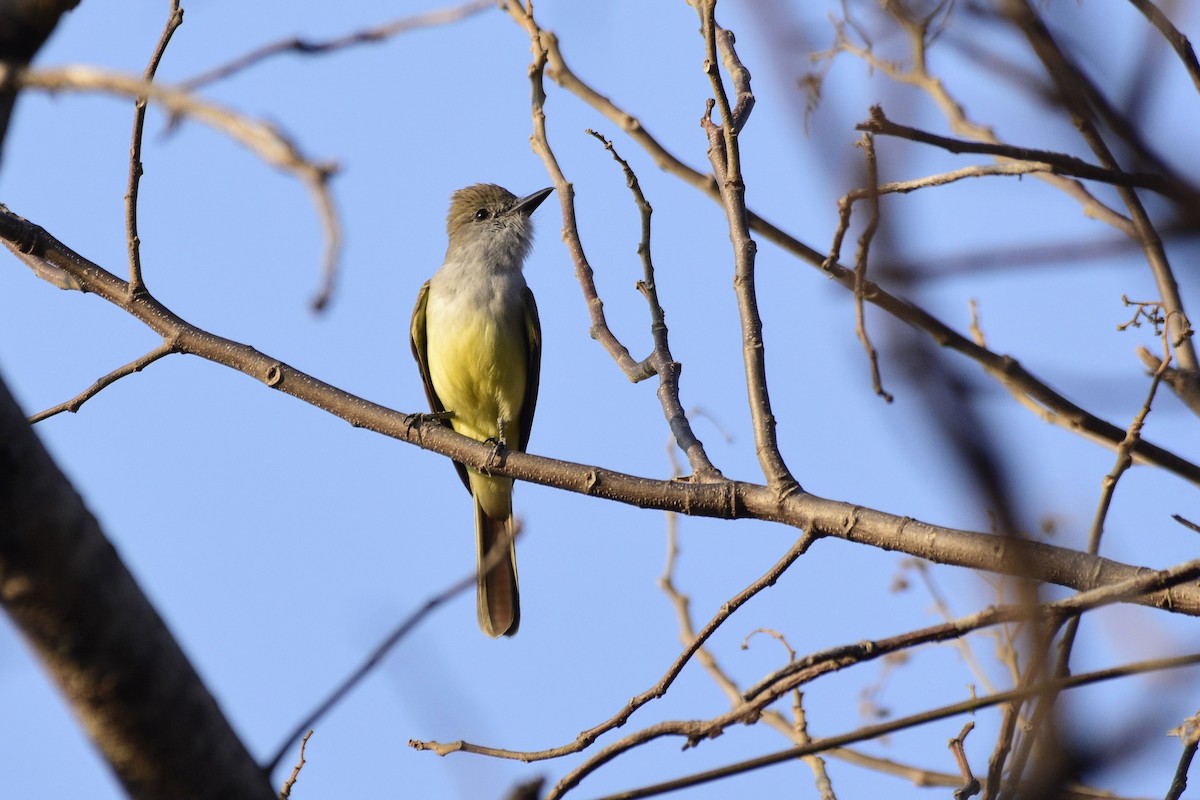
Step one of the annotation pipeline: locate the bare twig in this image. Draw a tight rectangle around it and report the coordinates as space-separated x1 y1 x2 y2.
1126 0 1200 95
856 106 1198 208
28 340 178 423
266 553 495 773
126 1 183 293
1005 0 1200 410
278 729 313 799
10 64 342 313
950 722 981 799
1173 515 1200 535
1166 711 1200 800
182 0 493 89
848 132 892 402
586 129 722 481
744 555 1200 703
1055 339 1172 674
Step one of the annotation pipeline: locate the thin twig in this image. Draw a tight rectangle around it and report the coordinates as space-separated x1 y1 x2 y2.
182 0 493 90
278 729 313 799
1126 0 1200 95
28 340 177 423
856 106 1198 207
849 132 892 402
126 1 183 294
265 556 491 773
1054 339 1172 676
10 64 342 314
744 555 1200 703
1165 710 1200 800
949 722 981 799
586 129 721 480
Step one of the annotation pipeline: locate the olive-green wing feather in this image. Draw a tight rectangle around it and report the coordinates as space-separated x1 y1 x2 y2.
517 286 541 453
410 280 471 492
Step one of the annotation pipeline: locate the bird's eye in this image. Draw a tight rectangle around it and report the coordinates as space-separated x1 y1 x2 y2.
474 208 490 221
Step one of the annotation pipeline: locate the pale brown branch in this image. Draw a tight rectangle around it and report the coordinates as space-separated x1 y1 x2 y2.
126 1 182 294
857 105 1200 207
745 555 1200 703
849 132 892 402
511 3 724 480
1126 0 1200 96
1054 341 1172 676
577 653 1200 800
10 64 342 312
278 729 313 799
1006 0 1200 406
695 0 796 492
586 129 721 480
182 0 493 90
6 208 1200 616
949 722 981 799
28 340 177 423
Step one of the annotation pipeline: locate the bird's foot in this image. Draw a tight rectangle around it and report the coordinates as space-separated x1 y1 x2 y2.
404 410 454 434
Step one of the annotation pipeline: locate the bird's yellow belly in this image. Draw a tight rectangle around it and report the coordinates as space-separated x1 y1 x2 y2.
426 311 527 446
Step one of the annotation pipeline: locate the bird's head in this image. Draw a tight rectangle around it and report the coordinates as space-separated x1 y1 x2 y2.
445 183 554 267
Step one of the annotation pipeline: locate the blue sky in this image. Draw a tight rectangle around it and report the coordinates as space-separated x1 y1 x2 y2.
3 1 1199 798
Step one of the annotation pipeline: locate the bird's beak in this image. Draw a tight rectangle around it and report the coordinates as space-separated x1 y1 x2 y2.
513 187 554 216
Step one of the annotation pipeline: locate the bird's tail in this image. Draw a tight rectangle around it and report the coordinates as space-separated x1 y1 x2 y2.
474 490 520 638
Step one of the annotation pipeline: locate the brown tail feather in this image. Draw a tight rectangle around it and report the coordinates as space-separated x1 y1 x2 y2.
475 500 520 638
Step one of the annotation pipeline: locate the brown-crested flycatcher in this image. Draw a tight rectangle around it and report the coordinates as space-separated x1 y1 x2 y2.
410 183 552 637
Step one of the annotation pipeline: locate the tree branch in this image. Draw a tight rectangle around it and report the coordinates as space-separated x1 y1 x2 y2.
4 206 1199 616
0 374 275 799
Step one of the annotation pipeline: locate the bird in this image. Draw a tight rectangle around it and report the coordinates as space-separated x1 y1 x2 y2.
410 183 552 637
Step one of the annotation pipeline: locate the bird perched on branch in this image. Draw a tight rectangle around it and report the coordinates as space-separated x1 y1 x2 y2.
410 183 552 637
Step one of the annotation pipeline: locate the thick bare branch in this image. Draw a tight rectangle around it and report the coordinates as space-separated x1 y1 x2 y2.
0 376 275 800
4 207 1200 618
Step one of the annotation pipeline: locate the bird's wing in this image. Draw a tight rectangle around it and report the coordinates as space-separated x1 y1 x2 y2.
410 280 471 492
518 285 541 453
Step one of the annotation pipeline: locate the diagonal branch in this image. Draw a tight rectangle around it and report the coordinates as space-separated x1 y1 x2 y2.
9 63 343 313
856 105 1200 208
1126 0 1200 96
1006 0 1200 408
181 0 494 90
409 532 815 761
0 376 276 800
28 340 178 423
508 1 724 480
5 206 1200 615
588 651 1200 800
